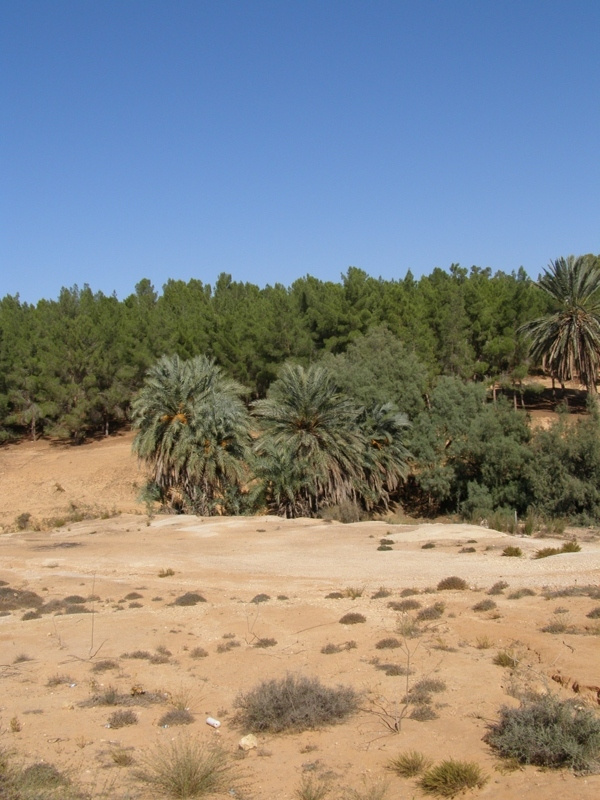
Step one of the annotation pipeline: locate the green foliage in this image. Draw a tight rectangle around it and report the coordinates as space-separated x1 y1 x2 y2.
387 750 432 777
485 694 600 772
519 256 600 393
131 354 252 514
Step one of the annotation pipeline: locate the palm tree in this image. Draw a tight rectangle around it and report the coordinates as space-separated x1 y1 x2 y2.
131 354 251 513
359 403 411 510
252 363 366 516
519 256 600 395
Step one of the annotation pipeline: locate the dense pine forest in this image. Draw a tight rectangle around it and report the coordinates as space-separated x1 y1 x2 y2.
3 257 600 524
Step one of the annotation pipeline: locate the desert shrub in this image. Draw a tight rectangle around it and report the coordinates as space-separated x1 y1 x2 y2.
371 587 391 599
416 602 445 621
410 705 438 721
124 591 143 600
459 546 476 553
250 593 270 604
295 774 330 800
122 649 152 660
343 587 364 599
139 738 234 797
377 544 393 550
421 542 436 549
158 568 175 577
234 673 358 733
396 615 422 638
493 650 519 669
63 595 86 604
15 512 32 530
387 750 431 777
561 540 581 553
158 709 195 727
388 599 421 611
173 592 206 606
339 612 366 625
46 673 74 687
437 576 467 591
419 759 487 797
22 610 41 620
107 709 138 728
111 746 135 766
379 539 394 546
321 642 343 654
400 588 419 597
488 580 509 595
485 694 600 772
534 546 562 559
216 640 241 653
507 588 535 599
544 584 600 600
91 658 119 672
253 637 277 648
375 637 401 650
587 607 600 619
502 546 522 557
326 592 344 599
472 599 496 612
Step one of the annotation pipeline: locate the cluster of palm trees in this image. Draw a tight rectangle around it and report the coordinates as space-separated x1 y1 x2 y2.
131 356 410 517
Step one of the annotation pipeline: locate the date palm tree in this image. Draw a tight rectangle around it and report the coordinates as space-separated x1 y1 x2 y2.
252 363 366 515
519 256 600 395
131 354 251 513
359 403 411 510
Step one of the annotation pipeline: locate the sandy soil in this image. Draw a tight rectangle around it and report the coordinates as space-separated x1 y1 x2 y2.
0 434 599 799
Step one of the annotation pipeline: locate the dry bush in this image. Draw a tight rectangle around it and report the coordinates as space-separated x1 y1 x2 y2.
502 546 522 557
158 708 195 727
488 580 509 595
234 673 359 733
416 602 445 621
507 588 535 599
493 650 519 669
371 587 391 599
253 637 277 648
295 775 330 800
388 598 421 612
339 612 366 625
375 637 401 650
91 658 119 673
173 592 206 606
436 577 467 591
472 599 496 612
190 647 209 659
107 709 138 728
250 593 271 604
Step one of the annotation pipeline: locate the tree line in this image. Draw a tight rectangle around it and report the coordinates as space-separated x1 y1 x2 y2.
3 255 600 523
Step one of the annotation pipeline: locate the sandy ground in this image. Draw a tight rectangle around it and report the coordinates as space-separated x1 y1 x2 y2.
0 434 599 799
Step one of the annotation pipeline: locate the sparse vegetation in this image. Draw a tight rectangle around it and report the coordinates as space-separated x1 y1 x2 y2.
375 637 401 650
507 588 535 599
250 593 271 604
416 601 445 621
234 673 358 733
502 546 522 557
371 587 391 599
485 694 600 772
388 598 421 611
295 775 330 800
493 650 519 669
158 568 175 577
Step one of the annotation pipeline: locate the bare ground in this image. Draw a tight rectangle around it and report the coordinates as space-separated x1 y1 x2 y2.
0 433 599 799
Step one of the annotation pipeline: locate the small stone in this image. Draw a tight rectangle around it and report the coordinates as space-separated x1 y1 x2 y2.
238 734 258 751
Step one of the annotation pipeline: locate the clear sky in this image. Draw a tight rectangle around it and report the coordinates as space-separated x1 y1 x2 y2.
2 1 599 304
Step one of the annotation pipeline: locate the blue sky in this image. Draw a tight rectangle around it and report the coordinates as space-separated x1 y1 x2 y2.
2 1 599 304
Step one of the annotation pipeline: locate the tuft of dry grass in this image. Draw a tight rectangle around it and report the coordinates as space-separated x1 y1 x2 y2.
387 750 432 777
139 738 235 797
419 759 488 797
339 612 366 625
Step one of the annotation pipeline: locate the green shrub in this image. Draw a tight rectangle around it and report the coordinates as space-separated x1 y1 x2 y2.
484 694 600 772
387 750 431 777
419 759 488 797
233 673 358 733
